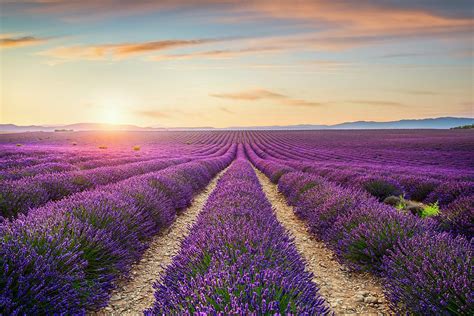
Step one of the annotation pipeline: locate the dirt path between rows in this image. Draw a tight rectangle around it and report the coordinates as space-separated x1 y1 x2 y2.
254 167 393 315
91 166 229 315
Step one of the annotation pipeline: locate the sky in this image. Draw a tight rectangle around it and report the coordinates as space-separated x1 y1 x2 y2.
0 0 473 128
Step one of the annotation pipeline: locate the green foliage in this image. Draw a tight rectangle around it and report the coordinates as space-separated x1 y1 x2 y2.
421 202 440 218
395 195 407 211
451 124 474 129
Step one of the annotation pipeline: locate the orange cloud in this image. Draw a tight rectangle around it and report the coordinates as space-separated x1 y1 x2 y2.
38 38 219 63
211 89 286 101
149 47 281 61
6 1 472 41
234 1 473 41
0 34 46 49
8 1 474 63
111 39 217 57
135 110 169 119
344 100 406 107
218 106 234 114
211 89 322 107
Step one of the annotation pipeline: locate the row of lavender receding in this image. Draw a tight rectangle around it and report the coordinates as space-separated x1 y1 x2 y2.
0 144 231 218
0 136 224 173
146 148 330 314
0 142 223 181
0 156 154 181
248 130 474 171
246 144 472 315
250 141 473 230
252 136 474 181
0 146 236 314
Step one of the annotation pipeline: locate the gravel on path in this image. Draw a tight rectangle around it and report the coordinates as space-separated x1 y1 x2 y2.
254 167 393 316
91 166 229 315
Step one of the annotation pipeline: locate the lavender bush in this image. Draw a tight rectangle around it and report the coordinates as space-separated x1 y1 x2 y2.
330 204 433 272
425 181 474 207
353 175 404 201
0 151 234 314
383 232 473 315
436 195 474 239
146 158 329 314
0 157 190 218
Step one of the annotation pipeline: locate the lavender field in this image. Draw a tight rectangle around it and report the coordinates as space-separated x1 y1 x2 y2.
0 130 472 315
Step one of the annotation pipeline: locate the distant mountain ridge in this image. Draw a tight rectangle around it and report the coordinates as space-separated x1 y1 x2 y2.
1 117 472 132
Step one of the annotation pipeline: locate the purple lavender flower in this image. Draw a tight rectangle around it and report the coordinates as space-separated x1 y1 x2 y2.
436 195 474 239
146 160 329 314
382 232 473 315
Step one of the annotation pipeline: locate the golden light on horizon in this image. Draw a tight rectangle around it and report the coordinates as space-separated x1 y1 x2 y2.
95 96 129 125
95 104 122 125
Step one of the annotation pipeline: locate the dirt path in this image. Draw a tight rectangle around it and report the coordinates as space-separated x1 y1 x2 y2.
92 167 229 315
254 167 393 315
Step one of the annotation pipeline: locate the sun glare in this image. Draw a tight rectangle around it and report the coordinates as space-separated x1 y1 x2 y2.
95 98 127 125
103 107 121 125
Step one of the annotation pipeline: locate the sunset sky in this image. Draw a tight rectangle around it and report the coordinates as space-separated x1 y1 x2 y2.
1 1 473 127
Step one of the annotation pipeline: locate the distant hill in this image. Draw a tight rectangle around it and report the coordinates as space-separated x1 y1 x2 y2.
0 123 164 133
226 117 474 130
64 123 162 131
1 117 472 132
329 117 474 130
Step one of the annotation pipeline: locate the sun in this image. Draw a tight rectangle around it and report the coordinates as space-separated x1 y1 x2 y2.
102 107 121 125
96 98 125 125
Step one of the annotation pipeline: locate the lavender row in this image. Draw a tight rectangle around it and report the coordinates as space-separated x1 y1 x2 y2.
146 153 329 314
250 141 474 210
0 146 132 171
288 161 474 207
0 157 188 218
0 148 235 315
247 143 473 239
249 130 474 170
255 139 474 181
0 142 222 181
0 161 81 181
0 139 218 172
248 151 472 314
0 155 159 181
0 144 231 218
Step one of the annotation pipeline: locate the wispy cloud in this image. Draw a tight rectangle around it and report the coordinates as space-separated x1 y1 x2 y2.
135 110 169 119
112 39 218 57
211 89 285 101
218 106 234 114
5 1 472 51
0 34 46 49
400 90 440 96
344 100 406 107
211 89 322 107
38 38 221 63
149 47 280 61
242 2 473 41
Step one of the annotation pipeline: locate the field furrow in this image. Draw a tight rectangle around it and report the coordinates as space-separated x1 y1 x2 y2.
254 166 391 315
147 151 330 314
94 165 230 314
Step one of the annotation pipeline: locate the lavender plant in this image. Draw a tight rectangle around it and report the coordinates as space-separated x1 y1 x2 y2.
0 151 234 314
146 158 329 314
383 233 473 315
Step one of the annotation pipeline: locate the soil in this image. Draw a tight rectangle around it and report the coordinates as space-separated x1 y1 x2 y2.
254 167 393 315
90 166 229 315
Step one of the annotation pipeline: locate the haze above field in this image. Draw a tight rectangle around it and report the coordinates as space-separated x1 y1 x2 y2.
1 1 473 127
1 117 473 132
